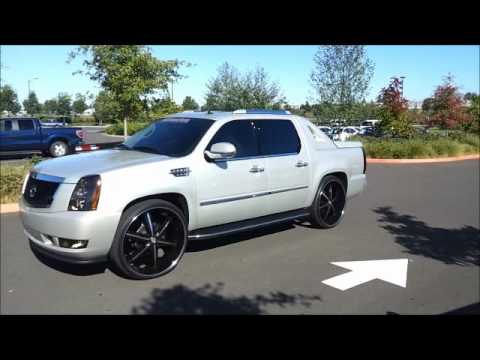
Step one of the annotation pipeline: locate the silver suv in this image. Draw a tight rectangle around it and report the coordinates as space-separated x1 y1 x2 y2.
20 110 367 279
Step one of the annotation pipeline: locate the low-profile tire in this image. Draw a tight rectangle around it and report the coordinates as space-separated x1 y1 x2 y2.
109 199 188 280
310 175 347 229
49 140 69 157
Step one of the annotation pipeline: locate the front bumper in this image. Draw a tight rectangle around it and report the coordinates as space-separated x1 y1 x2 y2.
20 198 121 264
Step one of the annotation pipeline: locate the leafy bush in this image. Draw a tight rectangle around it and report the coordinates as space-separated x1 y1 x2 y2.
0 161 35 204
352 135 479 159
105 122 150 135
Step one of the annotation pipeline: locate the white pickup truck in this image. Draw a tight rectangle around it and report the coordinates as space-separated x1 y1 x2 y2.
20 109 367 279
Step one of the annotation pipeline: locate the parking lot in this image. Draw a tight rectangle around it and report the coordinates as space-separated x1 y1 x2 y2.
1 159 479 314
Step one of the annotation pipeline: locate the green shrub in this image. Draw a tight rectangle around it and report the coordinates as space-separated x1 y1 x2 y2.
354 134 479 159
0 161 35 204
105 122 150 135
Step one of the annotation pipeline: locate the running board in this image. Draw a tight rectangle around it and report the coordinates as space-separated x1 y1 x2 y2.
188 209 310 240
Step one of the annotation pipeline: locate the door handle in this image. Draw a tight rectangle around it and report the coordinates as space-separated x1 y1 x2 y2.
250 165 265 173
296 161 308 167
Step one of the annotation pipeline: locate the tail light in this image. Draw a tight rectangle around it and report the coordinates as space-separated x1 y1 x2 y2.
75 130 85 140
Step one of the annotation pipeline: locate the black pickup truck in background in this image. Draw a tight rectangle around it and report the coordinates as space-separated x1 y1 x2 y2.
0 117 84 157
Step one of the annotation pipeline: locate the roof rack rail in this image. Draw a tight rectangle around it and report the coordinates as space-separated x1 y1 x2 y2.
233 109 291 115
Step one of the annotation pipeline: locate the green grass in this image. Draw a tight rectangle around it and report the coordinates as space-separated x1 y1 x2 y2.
352 133 480 159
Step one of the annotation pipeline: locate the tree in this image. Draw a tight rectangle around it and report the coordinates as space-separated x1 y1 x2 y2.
0 85 21 114
310 46 374 121
150 97 182 118
182 96 199 110
467 95 479 133
72 93 88 114
69 45 183 138
205 62 284 111
43 98 58 114
377 77 414 137
94 90 122 124
464 92 477 102
427 75 471 130
23 91 42 115
56 92 72 115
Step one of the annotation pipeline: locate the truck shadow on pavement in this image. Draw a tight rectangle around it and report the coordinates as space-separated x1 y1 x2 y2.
30 222 297 277
130 282 322 315
374 206 480 266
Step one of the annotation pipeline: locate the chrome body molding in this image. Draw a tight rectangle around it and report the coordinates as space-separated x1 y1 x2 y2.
199 185 309 206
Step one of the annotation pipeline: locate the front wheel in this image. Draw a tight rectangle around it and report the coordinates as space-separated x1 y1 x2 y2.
109 199 188 280
310 175 347 229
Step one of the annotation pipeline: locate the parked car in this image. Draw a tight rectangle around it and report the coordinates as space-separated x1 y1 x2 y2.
361 119 380 128
332 126 361 141
317 126 333 138
20 110 367 279
0 118 84 157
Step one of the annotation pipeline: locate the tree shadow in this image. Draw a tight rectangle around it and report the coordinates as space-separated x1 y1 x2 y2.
131 282 322 314
374 206 480 266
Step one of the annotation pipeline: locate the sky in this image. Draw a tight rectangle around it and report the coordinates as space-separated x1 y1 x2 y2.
1 45 478 107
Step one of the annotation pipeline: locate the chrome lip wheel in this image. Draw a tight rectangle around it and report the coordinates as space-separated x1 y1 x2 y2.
318 181 346 226
122 207 186 277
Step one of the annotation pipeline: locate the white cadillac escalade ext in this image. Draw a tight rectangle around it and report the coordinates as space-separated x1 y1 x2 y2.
20 110 367 279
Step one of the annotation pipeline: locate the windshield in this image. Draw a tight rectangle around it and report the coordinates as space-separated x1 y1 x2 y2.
122 117 214 157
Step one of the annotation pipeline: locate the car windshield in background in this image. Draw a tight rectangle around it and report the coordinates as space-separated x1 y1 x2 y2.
122 117 214 157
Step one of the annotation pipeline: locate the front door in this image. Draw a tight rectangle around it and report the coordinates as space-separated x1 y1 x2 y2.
196 120 269 229
253 119 310 214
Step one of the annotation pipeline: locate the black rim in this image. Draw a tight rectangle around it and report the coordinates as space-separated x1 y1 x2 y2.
318 181 346 226
122 207 186 276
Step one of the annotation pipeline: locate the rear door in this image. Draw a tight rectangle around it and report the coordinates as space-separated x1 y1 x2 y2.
253 119 310 214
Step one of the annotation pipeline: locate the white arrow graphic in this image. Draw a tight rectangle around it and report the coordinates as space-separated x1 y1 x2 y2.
322 259 409 291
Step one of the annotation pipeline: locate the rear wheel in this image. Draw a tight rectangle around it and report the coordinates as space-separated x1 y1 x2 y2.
310 175 347 228
49 140 68 157
109 199 187 280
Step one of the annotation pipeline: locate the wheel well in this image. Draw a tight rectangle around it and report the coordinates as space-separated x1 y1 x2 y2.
122 193 189 224
324 172 348 192
49 137 69 147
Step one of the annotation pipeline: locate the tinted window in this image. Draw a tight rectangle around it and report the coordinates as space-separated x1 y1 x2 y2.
0 120 12 131
122 118 214 157
208 120 258 158
254 120 301 156
18 119 34 130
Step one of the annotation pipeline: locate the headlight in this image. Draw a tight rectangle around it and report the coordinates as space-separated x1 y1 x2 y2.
68 175 101 211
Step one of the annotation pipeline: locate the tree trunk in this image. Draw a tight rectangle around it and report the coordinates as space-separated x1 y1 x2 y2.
124 116 128 140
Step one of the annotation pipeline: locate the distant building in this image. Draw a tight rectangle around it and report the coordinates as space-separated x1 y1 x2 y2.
82 108 95 116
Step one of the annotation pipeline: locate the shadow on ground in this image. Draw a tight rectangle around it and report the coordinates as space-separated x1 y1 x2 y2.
30 243 109 276
374 206 480 266
187 222 296 252
131 282 322 314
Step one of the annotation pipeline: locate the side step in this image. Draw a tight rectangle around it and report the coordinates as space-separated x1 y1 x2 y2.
188 209 310 240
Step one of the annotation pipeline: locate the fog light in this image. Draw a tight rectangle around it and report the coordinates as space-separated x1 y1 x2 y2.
58 238 88 249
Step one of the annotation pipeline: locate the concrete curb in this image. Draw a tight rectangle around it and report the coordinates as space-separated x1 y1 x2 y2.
1 203 19 214
367 154 479 164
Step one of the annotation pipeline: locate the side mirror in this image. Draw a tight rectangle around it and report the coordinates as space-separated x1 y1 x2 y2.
204 142 237 161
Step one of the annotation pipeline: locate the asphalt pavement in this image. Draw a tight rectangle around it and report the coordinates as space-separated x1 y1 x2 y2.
1 160 479 314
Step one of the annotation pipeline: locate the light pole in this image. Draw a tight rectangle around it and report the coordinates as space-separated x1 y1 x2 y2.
28 77 39 97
